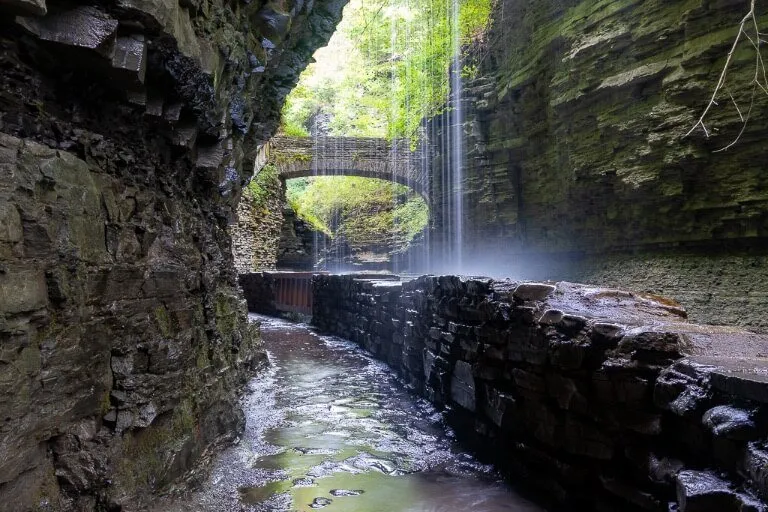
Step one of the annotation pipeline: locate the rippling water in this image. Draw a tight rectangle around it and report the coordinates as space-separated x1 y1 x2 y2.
166 315 542 512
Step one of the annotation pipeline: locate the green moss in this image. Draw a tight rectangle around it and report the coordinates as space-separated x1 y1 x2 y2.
244 163 282 211
99 390 112 416
32 467 60 512
214 293 237 337
286 175 428 251
196 343 211 369
154 305 172 338
116 399 198 492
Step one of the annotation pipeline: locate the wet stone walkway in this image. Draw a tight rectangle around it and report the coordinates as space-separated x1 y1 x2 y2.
169 315 542 512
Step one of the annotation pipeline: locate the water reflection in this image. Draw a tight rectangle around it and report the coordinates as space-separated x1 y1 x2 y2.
165 315 542 512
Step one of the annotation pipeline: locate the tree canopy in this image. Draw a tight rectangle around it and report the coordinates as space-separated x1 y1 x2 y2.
281 0 493 139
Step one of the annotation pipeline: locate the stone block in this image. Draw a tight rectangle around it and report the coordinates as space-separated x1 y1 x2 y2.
599 476 662 511
548 338 588 370
562 416 614 460
590 322 625 348
0 268 47 314
482 385 518 430
743 443 768 501
17 6 118 55
676 470 747 512
0 0 46 15
512 368 546 394
0 203 22 243
703 405 758 441
523 401 560 448
512 282 556 302
450 360 476 412
654 361 712 417
709 359 768 404
546 373 588 412
538 309 564 325
111 34 147 84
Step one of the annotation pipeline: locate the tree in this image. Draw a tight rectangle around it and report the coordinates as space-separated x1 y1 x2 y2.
685 0 768 151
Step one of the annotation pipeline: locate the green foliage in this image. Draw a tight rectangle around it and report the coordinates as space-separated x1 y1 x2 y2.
245 163 281 210
393 196 430 242
286 176 428 251
280 0 493 140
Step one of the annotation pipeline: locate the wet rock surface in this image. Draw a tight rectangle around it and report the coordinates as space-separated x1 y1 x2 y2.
426 0 768 330
309 274 768 511
158 315 542 512
235 0 767 338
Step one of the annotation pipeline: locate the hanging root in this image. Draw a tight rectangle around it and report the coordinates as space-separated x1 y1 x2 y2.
685 0 768 151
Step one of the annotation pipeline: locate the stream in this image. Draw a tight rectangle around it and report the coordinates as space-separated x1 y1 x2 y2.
167 314 542 512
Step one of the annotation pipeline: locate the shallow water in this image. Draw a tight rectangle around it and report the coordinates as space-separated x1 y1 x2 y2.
167 314 542 512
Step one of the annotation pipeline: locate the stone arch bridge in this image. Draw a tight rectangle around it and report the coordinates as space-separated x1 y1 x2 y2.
261 136 429 195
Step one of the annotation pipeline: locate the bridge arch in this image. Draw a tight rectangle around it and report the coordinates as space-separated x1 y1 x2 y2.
265 136 429 196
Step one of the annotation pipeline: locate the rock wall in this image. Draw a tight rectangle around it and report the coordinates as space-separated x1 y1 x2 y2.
232 173 286 273
313 274 768 511
0 0 345 508
276 206 321 270
239 273 279 316
430 0 768 328
568 248 768 332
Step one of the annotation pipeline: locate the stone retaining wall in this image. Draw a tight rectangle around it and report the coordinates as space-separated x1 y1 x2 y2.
312 274 768 511
239 273 278 316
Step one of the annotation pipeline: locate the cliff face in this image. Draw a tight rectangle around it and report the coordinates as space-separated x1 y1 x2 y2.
437 0 768 328
232 169 286 273
0 0 344 509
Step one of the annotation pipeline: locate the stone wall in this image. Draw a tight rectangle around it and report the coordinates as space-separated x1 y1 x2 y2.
232 174 286 273
313 274 768 511
239 273 279 316
428 0 768 328
0 0 345 508
270 135 428 194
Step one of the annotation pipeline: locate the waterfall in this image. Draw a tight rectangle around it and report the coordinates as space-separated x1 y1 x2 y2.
282 0 478 275
449 0 464 272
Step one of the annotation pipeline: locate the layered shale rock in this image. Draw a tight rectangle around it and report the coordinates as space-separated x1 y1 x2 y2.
430 0 768 329
0 0 345 509
310 274 768 511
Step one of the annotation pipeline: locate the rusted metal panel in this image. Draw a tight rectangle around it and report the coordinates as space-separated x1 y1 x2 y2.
270 271 318 315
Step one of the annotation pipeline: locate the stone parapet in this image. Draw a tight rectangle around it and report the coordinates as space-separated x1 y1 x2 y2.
269 136 428 196
313 274 768 511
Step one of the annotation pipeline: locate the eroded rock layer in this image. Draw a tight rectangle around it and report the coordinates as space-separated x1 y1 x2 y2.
431 0 768 329
0 0 345 508
312 274 768 511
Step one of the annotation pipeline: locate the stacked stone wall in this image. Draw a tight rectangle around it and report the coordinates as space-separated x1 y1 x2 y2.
313 274 768 511
239 273 278 316
232 179 286 273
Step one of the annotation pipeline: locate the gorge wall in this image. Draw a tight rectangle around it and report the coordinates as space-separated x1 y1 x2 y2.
0 0 345 509
431 0 768 330
232 168 286 273
233 179 322 272
313 273 768 511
